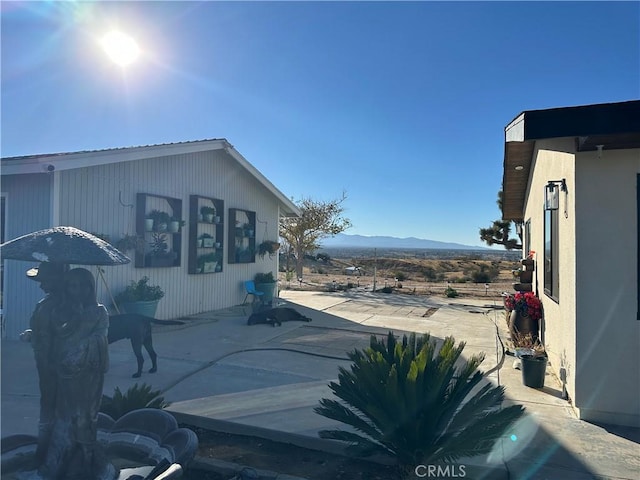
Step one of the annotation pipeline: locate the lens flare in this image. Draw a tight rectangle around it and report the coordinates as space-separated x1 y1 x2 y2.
101 31 140 66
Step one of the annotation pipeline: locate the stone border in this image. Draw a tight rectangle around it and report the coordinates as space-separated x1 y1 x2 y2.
190 457 307 480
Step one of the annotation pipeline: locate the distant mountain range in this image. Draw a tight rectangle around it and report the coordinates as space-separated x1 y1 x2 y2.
319 234 488 250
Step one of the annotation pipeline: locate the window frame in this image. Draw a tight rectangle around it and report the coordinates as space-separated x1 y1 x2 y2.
544 207 560 302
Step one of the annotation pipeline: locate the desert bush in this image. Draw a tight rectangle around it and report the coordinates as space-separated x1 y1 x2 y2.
450 276 469 284
470 265 500 283
422 267 445 282
315 332 524 476
394 272 408 282
445 286 459 298
101 383 170 420
316 253 331 263
379 286 393 294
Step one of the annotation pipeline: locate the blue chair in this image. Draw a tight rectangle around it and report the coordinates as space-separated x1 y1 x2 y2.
243 281 264 305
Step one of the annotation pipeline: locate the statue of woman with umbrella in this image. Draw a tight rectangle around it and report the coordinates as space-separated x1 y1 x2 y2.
1 227 129 480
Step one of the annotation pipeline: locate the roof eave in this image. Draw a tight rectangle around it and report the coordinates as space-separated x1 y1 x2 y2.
501 140 534 222
1 139 301 217
1 139 229 175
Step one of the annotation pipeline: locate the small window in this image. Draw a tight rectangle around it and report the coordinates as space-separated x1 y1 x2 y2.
544 208 559 301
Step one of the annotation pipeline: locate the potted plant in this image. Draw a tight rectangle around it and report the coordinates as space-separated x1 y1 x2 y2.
520 341 548 388
213 252 223 272
200 205 216 223
169 217 185 233
114 276 164 317
148 210 171 232
504 291 542 343
146 233 177 267
257 240 280 258
114 234 143 254
237 246 254 263
198 233 214 248
197 252 218 273
235 220 244 237
254 271 277 305
144 216 154 232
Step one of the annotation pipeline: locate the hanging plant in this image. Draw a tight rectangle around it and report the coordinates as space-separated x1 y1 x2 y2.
258 240 280 258
114 234 144 253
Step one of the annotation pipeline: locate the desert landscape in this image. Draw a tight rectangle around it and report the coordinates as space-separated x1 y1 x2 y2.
278 247 522 300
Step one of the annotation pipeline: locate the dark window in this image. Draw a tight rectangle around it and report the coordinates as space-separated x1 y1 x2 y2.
544 208 559 301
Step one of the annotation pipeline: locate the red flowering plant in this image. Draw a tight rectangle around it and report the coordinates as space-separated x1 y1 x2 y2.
504 292 543 320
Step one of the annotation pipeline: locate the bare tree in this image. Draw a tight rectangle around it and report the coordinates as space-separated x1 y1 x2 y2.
280 193 352 279
479 190 522 250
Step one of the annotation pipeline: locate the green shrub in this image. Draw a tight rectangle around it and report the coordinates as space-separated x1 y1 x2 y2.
471 270 492 283
114 276 164 303
394 272 407 282
254 272 275 283
100 383 171 420
450 276 468 284
315 332 524 474
316 253 331 263
379 286 393 294
445 286 459 298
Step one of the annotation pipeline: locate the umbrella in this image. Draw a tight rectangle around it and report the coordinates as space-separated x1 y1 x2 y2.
0 226 130 265
1 226 130 313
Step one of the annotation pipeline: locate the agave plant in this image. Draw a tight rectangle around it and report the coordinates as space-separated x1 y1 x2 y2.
100 383 171 420
315 332 524 475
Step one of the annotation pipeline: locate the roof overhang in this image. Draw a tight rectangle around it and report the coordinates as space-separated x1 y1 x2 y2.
501 100 640 221
1 139 300 217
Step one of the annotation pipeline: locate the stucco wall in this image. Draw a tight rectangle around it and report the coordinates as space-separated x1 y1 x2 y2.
574 148 640 426
523 140 640 427
522 138 578 410
2 150 278 337
1 174 53 339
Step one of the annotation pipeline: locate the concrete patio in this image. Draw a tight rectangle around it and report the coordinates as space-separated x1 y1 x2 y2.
2 289 638 479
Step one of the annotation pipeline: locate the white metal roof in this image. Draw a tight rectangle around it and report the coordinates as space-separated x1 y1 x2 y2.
1 138 300 217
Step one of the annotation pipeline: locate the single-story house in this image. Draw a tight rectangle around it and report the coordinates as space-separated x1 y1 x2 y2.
1 139 300 339
501 99 640 427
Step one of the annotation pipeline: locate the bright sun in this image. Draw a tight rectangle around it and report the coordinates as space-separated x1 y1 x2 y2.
100 31 140 66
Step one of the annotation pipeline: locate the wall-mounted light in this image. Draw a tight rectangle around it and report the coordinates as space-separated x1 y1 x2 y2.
545 179 568 216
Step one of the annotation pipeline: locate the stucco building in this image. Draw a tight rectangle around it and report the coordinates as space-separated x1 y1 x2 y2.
501 100 640 427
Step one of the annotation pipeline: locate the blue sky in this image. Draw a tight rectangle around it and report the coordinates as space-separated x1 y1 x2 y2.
2 1 638 247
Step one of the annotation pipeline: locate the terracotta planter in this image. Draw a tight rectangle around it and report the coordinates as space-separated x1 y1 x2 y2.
509 310 539 343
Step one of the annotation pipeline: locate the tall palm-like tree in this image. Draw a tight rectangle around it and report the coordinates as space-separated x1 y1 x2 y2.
315 332 524 476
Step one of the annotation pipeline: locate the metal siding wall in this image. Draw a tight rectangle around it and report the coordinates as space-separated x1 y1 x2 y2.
1 174 52 339
57 150 280 319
